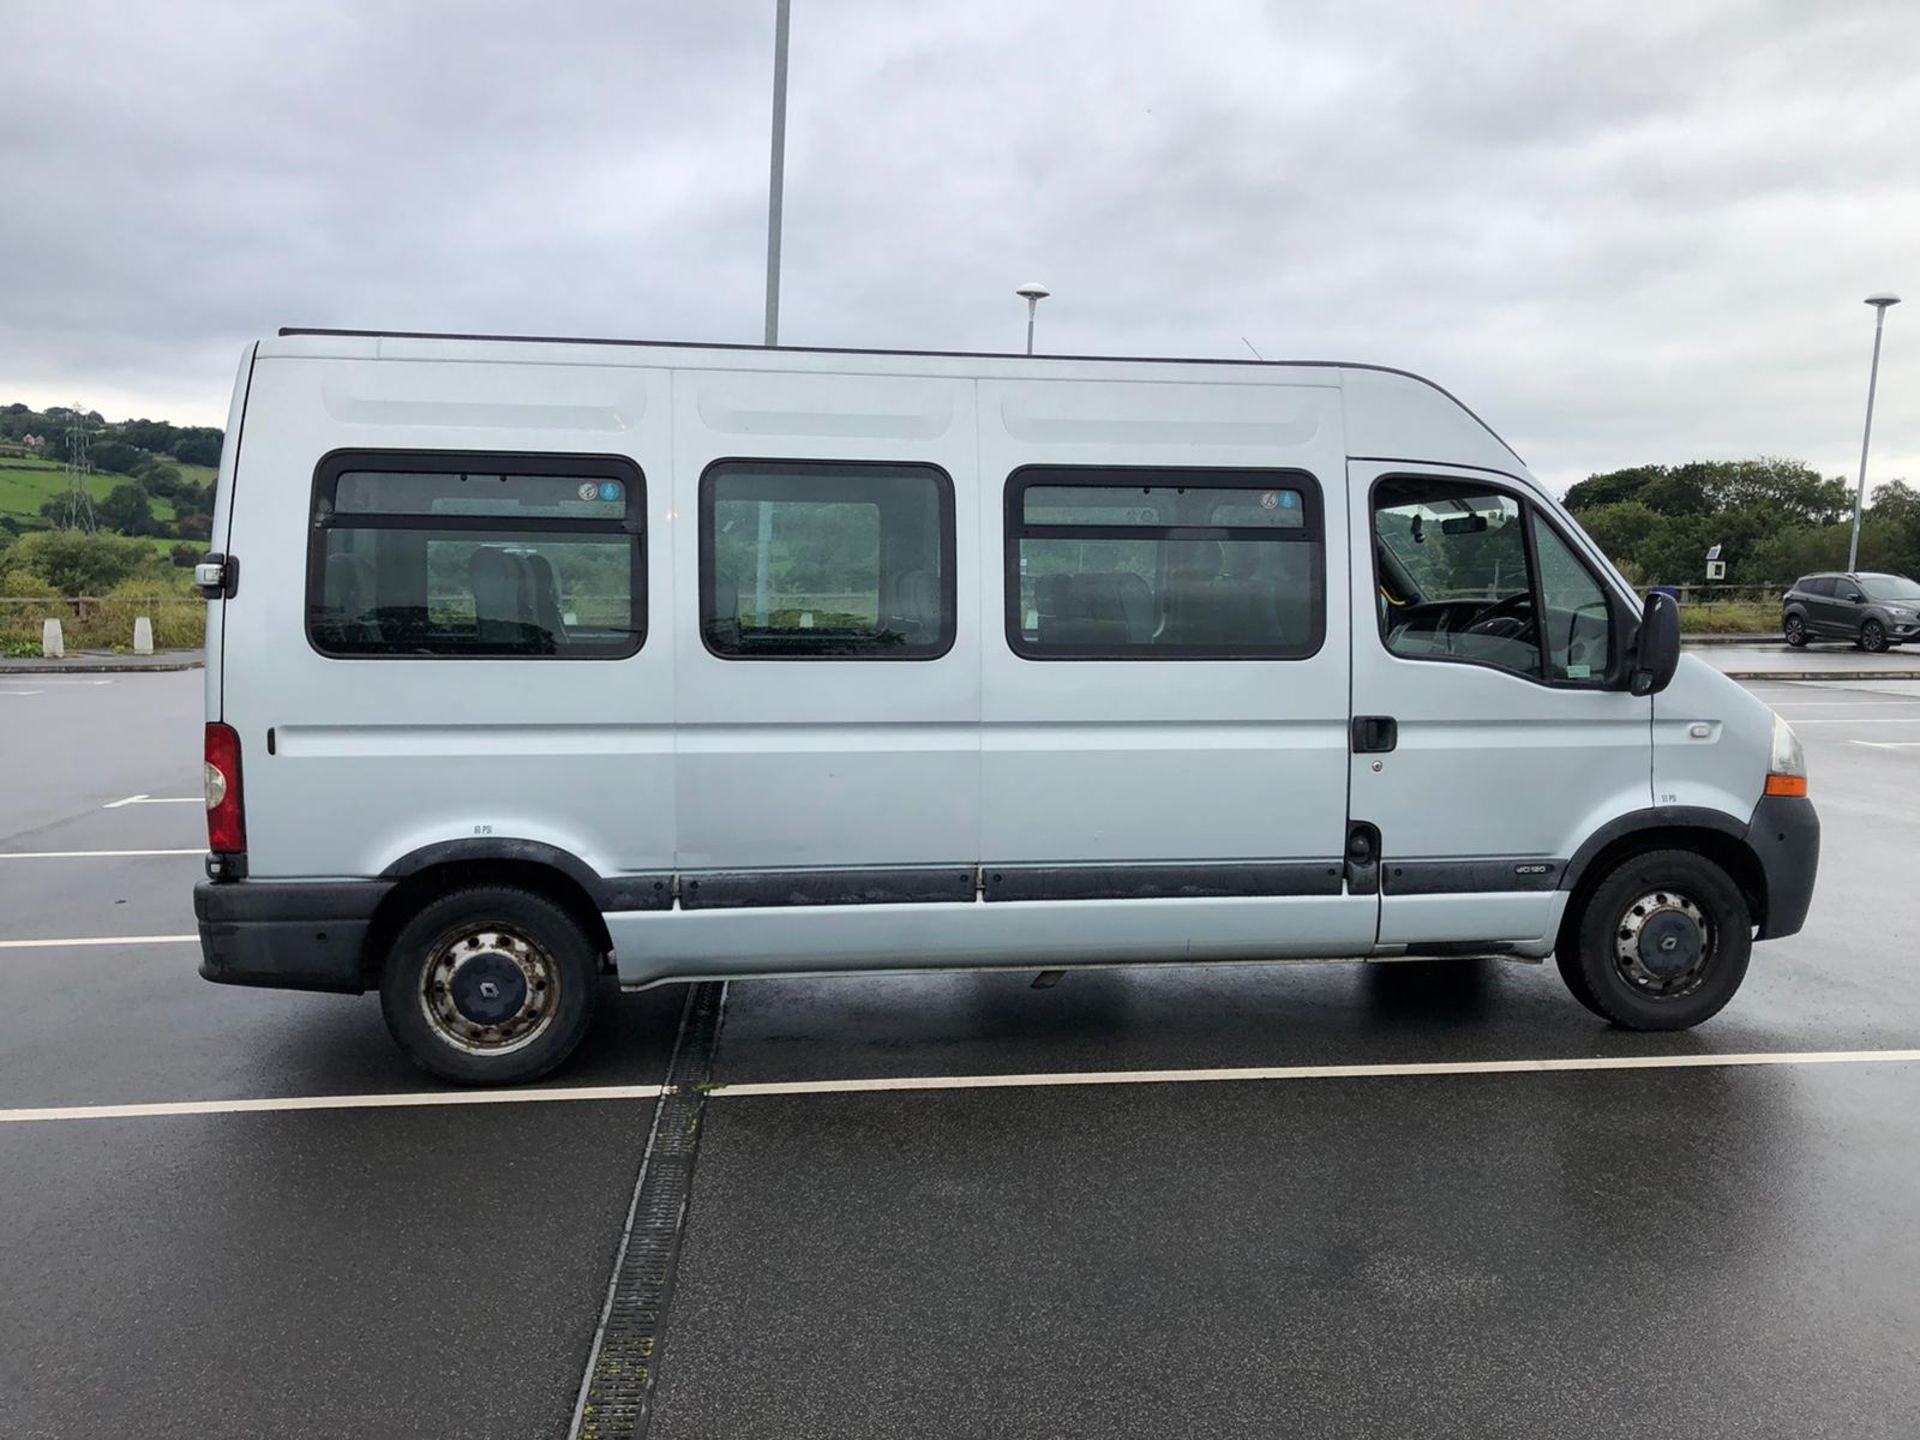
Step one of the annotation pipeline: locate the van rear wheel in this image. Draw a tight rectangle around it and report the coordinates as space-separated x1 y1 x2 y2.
1557 849 1752 1031
379 885 600 1085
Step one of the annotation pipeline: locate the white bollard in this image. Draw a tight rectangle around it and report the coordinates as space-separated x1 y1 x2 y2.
41 618 64 659
133 616 154 655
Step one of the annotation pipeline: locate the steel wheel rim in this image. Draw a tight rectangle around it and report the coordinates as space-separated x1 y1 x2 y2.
1865 621 1884 649
1613 890 1713 998
418 925 558 1055
1785 617 1803 641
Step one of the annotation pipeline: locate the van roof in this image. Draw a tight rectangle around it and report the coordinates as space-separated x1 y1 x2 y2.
265 326 1528 473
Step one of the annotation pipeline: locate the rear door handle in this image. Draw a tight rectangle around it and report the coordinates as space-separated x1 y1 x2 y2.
1352 715 1398 753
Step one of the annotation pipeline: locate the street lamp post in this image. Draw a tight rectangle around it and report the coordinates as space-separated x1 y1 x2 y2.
1015 283 1050 355
763 0 792 347
1848 293 1901 571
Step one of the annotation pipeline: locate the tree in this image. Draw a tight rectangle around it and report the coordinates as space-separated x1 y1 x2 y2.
1564 466 1667 513
171 433 222 467
97 483 158 536
138 463 184 499
88 440 142 475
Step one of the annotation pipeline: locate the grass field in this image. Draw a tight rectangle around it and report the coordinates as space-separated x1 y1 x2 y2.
0 456 213 528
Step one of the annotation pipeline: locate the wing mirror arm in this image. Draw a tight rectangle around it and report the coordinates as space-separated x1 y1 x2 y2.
1625 591 1681 696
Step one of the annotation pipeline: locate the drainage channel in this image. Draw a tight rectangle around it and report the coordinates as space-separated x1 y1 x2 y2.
572 981 727 1440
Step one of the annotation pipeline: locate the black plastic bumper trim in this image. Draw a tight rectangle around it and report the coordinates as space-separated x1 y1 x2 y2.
1747 793 1819 939
195 879 390 994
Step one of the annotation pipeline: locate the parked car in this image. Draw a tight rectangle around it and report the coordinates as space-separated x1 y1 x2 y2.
1781 571 1920 651
192 328 1818 1083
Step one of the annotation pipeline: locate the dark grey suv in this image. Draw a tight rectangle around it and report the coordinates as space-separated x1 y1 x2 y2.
1781 571 1920 651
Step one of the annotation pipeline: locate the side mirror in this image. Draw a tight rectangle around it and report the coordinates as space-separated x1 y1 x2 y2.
1848 591 1866 604
1629 591 1681 696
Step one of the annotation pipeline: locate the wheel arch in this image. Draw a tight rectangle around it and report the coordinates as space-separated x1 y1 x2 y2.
1557 808 1767 957
359 838 669 986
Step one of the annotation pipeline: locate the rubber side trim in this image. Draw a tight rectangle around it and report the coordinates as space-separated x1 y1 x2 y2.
982 861 1343 903
1384 858 1564 895
679 867 977 910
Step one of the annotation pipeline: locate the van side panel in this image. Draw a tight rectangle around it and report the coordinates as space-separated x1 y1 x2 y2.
203 343 257 723
665 367 982 876
221 356 677 883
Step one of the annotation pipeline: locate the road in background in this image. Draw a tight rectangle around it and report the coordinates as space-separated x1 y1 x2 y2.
2 672 1917 1438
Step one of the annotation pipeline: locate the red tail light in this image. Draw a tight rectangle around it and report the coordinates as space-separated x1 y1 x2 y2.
204 722 246 855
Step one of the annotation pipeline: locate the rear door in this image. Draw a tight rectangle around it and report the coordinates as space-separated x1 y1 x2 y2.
1803 576 1840 635
1347 463 1652 949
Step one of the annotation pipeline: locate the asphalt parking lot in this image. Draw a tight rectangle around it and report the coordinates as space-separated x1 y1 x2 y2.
4 669 1919 1439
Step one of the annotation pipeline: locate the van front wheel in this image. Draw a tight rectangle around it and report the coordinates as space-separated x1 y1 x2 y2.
1557 850 1752 1031
380 886 600 1085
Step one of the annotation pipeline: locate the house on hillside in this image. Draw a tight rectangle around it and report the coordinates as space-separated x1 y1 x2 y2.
21 433 44 450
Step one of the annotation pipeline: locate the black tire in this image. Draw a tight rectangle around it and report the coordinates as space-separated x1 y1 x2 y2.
1783 614 1807 647
1557 849 1752 1031
1862 618 1889 653
379 885 600 1085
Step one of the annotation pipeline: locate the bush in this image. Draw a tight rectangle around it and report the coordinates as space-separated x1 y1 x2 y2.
169 542 201 567
2 530 161 597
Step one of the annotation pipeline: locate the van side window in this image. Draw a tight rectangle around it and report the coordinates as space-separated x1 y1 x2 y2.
699 460 955 660
1372 476 1612 686
306 452 644 660
1005 467 1324 659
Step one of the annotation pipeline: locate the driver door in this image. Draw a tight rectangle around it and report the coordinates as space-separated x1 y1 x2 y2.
1346 463 1653 948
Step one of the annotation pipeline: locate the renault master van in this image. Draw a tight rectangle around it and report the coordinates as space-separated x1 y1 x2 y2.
194 330 1818 1084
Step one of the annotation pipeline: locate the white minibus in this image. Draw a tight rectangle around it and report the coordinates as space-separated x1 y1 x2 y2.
193 330 1817 1083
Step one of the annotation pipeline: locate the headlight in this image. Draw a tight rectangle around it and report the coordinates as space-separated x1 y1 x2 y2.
1767 712 1808 796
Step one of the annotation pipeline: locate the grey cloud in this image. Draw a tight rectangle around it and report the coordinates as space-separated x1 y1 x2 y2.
1 0 1915 492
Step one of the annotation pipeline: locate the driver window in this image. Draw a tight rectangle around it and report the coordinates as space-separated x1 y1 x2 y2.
1529 513 1613 684
1372 479 1540 678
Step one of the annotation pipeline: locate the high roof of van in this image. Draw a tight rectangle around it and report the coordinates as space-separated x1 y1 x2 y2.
262 327 1528 475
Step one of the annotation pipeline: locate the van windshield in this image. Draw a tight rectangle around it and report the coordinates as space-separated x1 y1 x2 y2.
1859 574 1920 603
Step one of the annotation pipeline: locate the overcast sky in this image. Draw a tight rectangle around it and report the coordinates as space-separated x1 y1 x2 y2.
3 0 1916 492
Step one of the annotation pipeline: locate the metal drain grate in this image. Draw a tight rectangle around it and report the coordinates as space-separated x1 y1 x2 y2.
572 981 726 1440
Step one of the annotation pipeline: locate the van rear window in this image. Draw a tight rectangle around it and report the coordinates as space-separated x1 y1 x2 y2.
307 451 644 660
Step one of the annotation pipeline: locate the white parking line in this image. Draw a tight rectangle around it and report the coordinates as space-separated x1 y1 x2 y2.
102 795 201 808
1852 741 1920 750
0 690 45 697
0 849 203 860
710 1047 1920 1097
0 1083 667 1125
8 1048 1914 1125
0 934 197 950
1785 717 1920 724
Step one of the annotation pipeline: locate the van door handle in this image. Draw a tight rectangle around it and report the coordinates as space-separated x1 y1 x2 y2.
1352 715 1398 753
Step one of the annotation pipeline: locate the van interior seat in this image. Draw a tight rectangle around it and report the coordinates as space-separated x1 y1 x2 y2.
520 551 569 650
323 550 380 642
881 569 940 643
1036 571 1152 646
470 547 531 647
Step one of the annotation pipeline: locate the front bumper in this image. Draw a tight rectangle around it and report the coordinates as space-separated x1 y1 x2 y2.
195 878 393 994
1747 794 1819 939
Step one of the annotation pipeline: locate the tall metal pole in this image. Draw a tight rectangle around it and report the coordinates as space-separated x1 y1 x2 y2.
763 0 791 347
1025 298 1037 355
1849 294 1901 571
